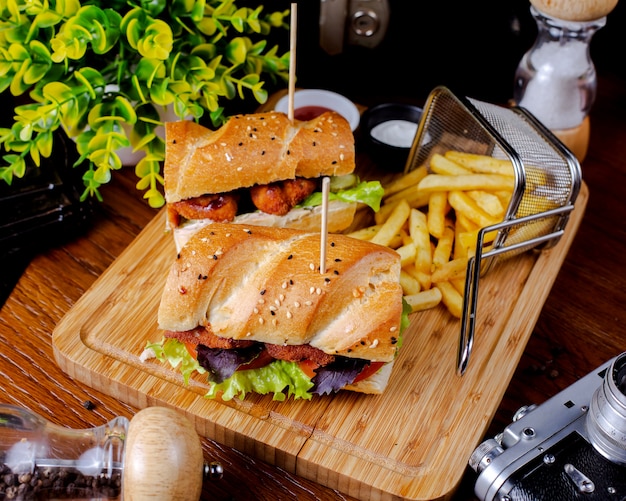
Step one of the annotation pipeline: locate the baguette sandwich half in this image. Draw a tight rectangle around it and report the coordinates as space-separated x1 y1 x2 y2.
164 111 384 251
145 223 410 401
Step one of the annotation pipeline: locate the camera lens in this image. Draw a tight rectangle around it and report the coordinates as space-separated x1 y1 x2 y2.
586 352 626 465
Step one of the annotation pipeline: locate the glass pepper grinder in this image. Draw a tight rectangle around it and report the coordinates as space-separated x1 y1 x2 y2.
0 404 223 500
513 1 616 162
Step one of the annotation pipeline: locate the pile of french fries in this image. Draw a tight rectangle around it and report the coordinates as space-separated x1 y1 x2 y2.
349 150 515 318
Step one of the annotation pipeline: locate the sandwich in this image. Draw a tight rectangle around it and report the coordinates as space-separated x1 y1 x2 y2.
144 222 410 401
164 111 384 251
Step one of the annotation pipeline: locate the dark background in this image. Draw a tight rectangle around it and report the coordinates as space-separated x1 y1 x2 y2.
264 0 625 108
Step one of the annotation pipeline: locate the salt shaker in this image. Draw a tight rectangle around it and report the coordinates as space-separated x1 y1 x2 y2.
0 404 222 500
513 0 618 161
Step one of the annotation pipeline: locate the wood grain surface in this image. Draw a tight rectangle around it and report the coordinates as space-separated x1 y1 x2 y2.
1 71 625 501
50 175 586 501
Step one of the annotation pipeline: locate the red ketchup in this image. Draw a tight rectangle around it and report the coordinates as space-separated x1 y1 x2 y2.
294 106 332 121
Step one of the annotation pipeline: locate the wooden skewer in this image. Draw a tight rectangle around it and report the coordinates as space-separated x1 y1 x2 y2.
320 176 330 274
288 3 297 121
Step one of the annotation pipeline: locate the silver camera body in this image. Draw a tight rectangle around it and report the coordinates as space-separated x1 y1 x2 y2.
319 0 390 55
471 352 626 501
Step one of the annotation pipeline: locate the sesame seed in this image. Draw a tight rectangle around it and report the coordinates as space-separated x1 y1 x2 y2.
246 332 252 337
237 166 243 171
260 289 266 295
279 294 285 301
272 318 278 326
178 286 187 294
309 287 315 294
258 298 265 304
316 288 322 294
253 307 259 314
370 339 379 348
282 281 288 289
286 311 293 319
274 299 280 306
259 317 265 325
269 305 277 311
304 301 313 306
226 233 231 237
294 301 301 307
309 263 315 271
390 326 397 332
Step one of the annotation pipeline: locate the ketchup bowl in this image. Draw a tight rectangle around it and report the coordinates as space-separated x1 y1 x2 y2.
274 89 360 131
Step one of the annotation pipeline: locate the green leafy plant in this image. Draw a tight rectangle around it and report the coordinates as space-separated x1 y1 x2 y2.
0 0 290 207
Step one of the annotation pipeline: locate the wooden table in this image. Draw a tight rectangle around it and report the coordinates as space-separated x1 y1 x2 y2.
1 69 625 501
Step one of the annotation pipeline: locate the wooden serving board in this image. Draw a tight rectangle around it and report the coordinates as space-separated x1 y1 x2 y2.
52 183 587 501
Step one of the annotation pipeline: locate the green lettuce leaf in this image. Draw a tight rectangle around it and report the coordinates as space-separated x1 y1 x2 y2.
301 179 384 212
146 338 314 401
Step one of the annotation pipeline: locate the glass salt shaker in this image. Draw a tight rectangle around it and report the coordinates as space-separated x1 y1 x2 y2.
513 6 607 162
0 404 222 500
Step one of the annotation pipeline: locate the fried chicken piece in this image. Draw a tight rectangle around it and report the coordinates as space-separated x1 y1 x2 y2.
165 326 254 349
171 193 239 222
265 343 335 366
250 178 317 215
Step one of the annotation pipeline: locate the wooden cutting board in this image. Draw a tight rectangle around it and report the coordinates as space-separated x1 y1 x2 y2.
52 183 587 501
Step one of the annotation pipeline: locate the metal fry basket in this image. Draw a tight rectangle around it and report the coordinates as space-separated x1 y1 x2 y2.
405 86 582 375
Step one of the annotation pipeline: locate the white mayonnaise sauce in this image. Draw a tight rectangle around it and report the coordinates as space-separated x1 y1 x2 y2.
370 119 418 148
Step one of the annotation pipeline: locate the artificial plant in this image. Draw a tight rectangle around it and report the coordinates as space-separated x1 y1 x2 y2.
0 0 290 207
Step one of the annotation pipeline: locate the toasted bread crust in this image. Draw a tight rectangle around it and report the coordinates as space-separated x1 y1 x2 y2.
164 112 355 203
157 223 403 363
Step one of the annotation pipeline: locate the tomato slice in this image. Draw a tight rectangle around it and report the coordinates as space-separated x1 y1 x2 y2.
352 362 385 384
184 341 198 359
238 348 274 371
297 359 320 379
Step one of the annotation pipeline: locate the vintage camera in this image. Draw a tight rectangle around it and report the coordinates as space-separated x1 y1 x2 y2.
470 352 626 501
319 0 390 55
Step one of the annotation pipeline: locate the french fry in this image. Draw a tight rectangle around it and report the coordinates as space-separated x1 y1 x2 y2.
396 242 417 267
444 151 515 176
379 187 430 220
404 287 442 313
432 221 455 269
451 277 466 295
418 173 515 192
400 270 421 296
427 191 449 239
448 191 500 228
408 208 432 290
435 281 463 318
383 164 428 198
466 190 505 218
348 224 382 240
430 153 472 175
431 257 468 283
370 199 411 247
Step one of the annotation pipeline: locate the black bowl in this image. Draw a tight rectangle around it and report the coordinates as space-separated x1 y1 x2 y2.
360 103 423 171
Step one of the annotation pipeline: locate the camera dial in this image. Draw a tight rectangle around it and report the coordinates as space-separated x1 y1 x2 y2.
586 352 626 465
